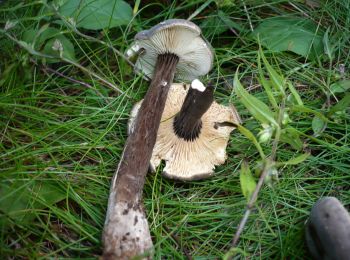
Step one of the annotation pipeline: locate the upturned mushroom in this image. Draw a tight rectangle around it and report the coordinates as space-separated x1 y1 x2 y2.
129 79 241 180
102 20 213 259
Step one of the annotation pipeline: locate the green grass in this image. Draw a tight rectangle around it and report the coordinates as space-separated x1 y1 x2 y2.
1 0 350 259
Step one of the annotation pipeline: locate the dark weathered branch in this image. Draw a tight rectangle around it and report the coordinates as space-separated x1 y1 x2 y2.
102 54 179 259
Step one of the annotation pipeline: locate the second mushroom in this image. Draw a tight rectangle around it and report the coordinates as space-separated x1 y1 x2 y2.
129 79 241 181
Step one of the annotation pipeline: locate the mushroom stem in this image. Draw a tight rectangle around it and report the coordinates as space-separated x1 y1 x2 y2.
102 53 179 259
174 84 214 141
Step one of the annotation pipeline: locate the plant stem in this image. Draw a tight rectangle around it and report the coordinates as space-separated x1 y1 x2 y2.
231 99 286 249
102 54 179 259
231 159 271 247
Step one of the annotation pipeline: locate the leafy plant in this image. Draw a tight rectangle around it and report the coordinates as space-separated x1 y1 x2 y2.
0 180 66 227
232 47 311 247
330 80 350 94
253 17 324 61
1 0 349 258
239 161 256 201
57 0 133 30
23 26 76 62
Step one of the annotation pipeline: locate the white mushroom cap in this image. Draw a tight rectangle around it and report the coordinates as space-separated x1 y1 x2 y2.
131 19 214 81
128 83 241 181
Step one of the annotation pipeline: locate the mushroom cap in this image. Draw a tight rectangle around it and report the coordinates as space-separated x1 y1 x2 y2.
132 19 214 81
128 83 241 181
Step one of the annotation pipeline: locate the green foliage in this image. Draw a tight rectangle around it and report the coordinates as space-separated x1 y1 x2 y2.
239 161 257 201
287 82 303 106
329 93 350 115
279 128 303 150
0 181 66 227
330 80 350 93
234 71 277 127
1 0 350 259
254 17 324 60
259 48 285 96
323 27 334 60
276 153 310 166
22 26 76 62
58 0 133 30
312 115 327 136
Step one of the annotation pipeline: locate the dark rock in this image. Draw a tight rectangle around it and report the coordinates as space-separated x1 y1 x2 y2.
305 197 350 260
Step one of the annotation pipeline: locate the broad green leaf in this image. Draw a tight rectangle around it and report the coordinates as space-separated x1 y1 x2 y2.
201 13 227 36
287 82 303 106
58 0 132 30
0 181 66 227
280 127 303 150
276 153 310 166
217 10 244 32
22 29 37 44
235 124 265 159
22 26 75 62
259 49 285 96
292 105 329 122
23 27 61 48
258 77 278 109
330 80 350 94
257 52 278 109
312 115 327 136
234 71 277 127
37 27 63 46
323 27 333 60
328 93 350 115
223 247 248 259
254 17 323 61
240 161 257 201
42 35 76 62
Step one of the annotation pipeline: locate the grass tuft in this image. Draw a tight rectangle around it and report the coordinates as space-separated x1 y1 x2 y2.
1 0 349 258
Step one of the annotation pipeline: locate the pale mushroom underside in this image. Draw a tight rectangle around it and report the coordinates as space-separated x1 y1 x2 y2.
128 83 240 180
134 25 213 81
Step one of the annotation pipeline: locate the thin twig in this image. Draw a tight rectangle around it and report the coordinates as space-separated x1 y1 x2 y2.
231 100 286 248
43 66 92 89
41 64 107 101
60 56 132 98
30 58 94 90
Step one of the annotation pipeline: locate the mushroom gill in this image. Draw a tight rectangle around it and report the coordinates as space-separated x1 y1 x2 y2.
129 83 241 181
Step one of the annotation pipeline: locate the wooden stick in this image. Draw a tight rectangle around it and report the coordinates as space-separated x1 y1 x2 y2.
102 54 179 259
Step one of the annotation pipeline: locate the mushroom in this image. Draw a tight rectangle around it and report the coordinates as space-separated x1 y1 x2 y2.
102 19 213 259
129 80 241 181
